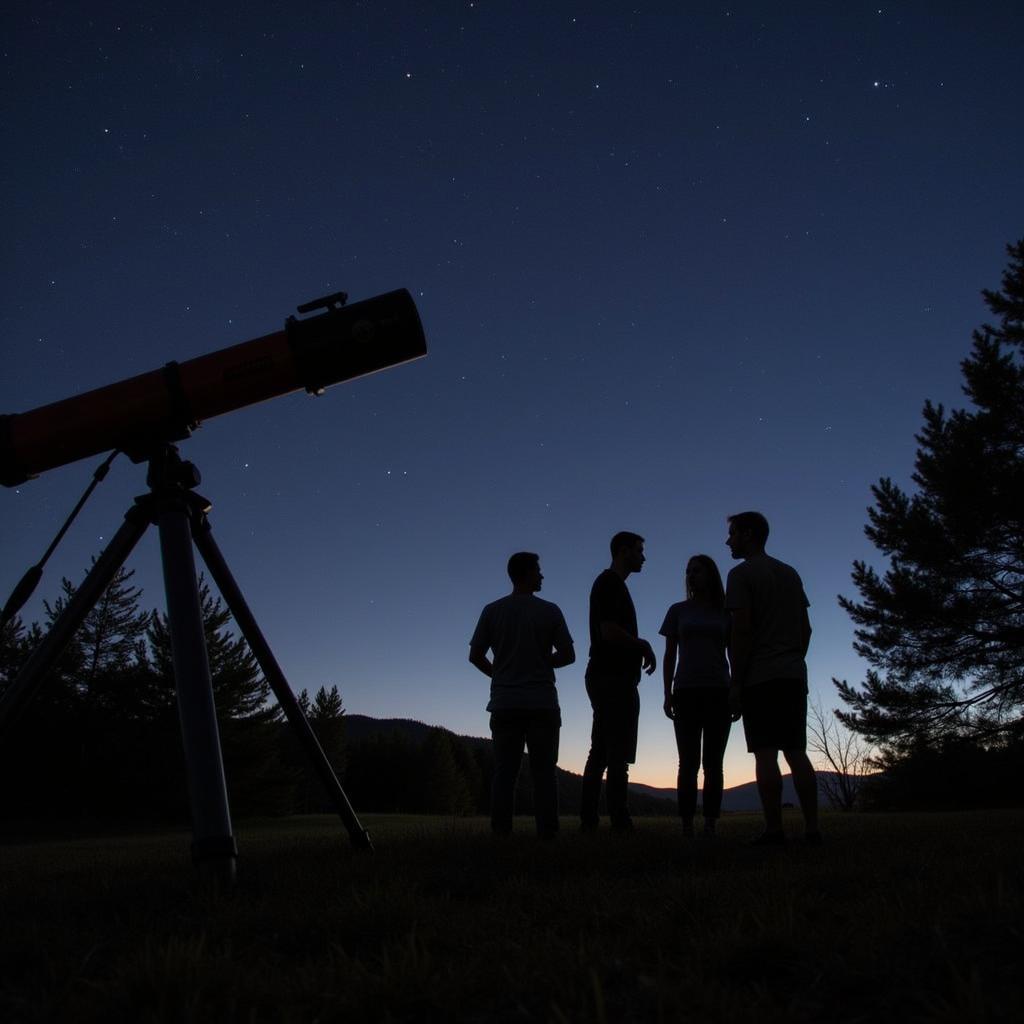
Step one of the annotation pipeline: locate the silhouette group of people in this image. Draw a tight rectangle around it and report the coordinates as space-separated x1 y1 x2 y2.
469 512 820 845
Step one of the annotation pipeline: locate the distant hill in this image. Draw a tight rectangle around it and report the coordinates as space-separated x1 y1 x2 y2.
345 715 448 745
631 773 850 813
345 715 847 814
344 714 674 815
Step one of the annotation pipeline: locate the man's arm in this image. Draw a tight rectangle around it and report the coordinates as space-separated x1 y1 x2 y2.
550 639 575 669
800 606 812 656
599 621 657 674
468 608 493 678
662 635 677 718
728 605 753 720
728 606 753 684
468 644 493 678
548 610 575 670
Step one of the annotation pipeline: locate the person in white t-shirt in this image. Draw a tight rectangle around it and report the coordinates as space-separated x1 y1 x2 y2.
469 552 575 839
725 511 821 845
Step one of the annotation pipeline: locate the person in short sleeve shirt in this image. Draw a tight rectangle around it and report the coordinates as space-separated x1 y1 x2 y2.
469 551 574 838
579 531 657 832
725 511 820 845
659 554 732 837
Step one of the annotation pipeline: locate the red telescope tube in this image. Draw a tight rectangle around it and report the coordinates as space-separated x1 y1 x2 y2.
1 288 426 487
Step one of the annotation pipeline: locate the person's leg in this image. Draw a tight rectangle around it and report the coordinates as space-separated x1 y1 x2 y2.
607 685 640 830
753 748 784 834
489 711 526 835
778 680 819 836
606 760 631 829
700 689 732 825
580 677 606 828
526 709 561 838
783 748 819 835
672 690 701 833
742 682 785 840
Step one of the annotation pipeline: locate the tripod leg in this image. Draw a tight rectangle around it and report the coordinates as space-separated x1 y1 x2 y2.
191 514 373 850
157 493 237 886
0 505 149 737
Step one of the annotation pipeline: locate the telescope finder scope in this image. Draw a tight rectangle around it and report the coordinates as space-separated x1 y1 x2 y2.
0 287 427 487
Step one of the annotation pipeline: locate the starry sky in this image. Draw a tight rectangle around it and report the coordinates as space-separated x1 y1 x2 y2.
3 2 1023 790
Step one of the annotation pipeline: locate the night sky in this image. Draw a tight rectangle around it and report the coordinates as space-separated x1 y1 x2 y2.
3 2 1022 789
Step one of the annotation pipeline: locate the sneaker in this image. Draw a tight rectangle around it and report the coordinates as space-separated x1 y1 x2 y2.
747 830 786 847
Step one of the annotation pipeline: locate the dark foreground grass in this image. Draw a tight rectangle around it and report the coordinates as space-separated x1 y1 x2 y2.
1 810 1021 1023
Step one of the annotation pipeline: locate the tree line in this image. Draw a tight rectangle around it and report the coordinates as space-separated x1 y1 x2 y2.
0 566 678 825
0 570 501 825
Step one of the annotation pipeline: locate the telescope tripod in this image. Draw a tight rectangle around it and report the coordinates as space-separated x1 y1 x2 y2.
0 445 372 887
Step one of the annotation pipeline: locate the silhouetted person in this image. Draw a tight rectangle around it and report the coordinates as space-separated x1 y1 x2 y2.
725 511 820 844
469 552 575 839
580 531 656 832
660 554 732 838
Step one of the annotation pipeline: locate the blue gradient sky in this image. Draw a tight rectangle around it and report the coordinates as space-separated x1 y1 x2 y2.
3 2 1022 788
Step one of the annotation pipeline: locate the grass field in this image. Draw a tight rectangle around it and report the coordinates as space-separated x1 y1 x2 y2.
1 810 1021 1022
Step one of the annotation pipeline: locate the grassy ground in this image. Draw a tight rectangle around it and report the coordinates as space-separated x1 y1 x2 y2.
1 810 1021 1022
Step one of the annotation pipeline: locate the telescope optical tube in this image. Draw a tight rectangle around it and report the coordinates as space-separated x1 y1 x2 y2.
0 288 426 486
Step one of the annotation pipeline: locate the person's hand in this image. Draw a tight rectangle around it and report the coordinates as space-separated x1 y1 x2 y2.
640 640 657 675
729 683 742 721
663 696 674 720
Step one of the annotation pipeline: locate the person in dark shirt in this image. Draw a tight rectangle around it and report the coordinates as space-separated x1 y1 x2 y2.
469 552 575 838
580 531 657 832
660 554 731 838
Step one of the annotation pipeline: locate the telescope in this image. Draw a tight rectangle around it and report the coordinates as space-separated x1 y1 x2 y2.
0 288 426 486
0 286 426 888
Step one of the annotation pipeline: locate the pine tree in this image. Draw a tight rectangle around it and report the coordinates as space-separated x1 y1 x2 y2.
146 578 292 816
308 685 347 774
146 578 275 723
73 565 153 718
309 684 345 722
836 240 1024 747
286 685 347 812
74 566 150 684
24 565 152 710
0 615 29 691
1 565 153 818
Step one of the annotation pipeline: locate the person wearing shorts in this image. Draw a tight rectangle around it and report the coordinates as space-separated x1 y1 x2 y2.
725 512 821 845
579 532 657 832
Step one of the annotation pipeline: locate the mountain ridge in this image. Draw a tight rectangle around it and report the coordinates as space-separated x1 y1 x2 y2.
344 713 840 813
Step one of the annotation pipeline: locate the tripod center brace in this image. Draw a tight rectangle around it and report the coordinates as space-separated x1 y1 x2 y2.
0 445 372 885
